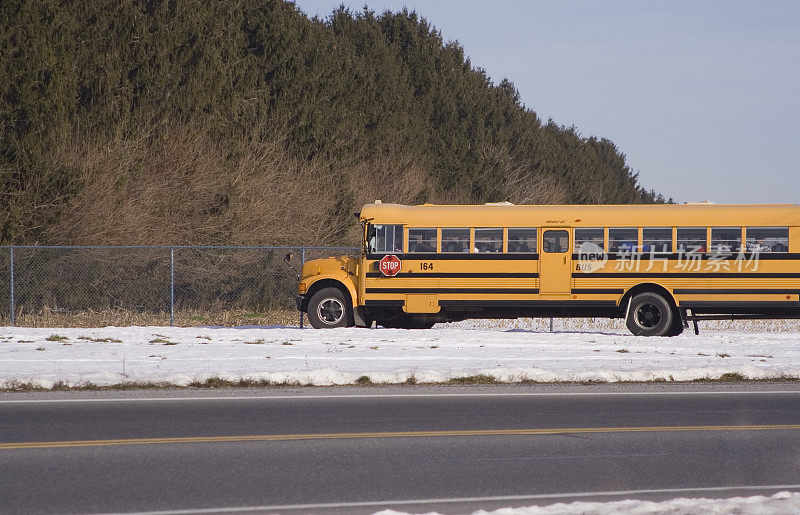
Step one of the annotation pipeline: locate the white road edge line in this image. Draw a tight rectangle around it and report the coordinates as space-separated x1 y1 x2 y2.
2 390 800 404
103 484 800 514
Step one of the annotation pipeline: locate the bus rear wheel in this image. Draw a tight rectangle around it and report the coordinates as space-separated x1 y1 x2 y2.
307 287 353 329
665 309 685 337
626 292 674 337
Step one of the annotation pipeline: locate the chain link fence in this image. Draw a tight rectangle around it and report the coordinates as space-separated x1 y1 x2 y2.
0 246 358 327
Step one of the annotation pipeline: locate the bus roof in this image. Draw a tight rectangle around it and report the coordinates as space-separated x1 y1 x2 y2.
358 203 800 227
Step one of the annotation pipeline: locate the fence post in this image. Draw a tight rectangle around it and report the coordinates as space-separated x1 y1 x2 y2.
299 247 306 328
549 317 553 333
170 246 175 327
9 246 14 326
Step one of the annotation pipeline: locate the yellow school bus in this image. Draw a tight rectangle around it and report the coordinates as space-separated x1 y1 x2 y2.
296 202 800 336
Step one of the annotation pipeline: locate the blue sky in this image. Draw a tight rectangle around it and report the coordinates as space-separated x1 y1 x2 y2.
294 0 799 204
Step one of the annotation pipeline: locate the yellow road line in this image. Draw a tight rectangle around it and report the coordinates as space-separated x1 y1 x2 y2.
2 424 800 450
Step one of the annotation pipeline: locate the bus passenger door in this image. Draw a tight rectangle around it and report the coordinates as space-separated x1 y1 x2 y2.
539 228 572 296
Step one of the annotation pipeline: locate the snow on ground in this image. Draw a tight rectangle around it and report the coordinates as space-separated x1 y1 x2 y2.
377 491 800 515
1 321 799 388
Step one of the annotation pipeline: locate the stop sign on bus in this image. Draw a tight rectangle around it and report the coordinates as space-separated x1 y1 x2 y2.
379 255 402 276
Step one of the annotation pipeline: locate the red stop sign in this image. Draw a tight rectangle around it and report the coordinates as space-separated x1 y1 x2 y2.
379 255 402 276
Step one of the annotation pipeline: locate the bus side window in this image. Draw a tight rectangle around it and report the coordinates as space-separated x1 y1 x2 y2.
441 228 469 253
474 228 502 253
745 227 789 253
369 224 403 254
408 228 437 253
508 228 537 253
642 228 672 253
575 228 604 256
542 230 568 253
608 228 638 253
677 227 707 253
393 225 403 253
710 227 741 254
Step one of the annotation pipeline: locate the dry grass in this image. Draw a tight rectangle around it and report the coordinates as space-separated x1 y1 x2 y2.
447 374 499 385
46 125 336 246
34 124 438 247
6 307 302 328
12 119 570 248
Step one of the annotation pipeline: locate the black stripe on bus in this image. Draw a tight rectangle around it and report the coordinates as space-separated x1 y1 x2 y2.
572 272 800 279
699 253 800 261
367 253 539 260
573 253 800 261
681 301 800 308
366 272 539 279
365 288 540 295
439 300 617 308
571 288 625 295
369 252 800 261
674 289 798 295
364 300 404 307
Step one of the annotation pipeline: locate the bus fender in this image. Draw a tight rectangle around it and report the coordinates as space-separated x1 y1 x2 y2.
619 283 678 310
302 275 358 311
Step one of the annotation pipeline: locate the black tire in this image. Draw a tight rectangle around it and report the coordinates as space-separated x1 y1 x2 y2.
307 287 353 329
665 309 685 337
626 292 674 337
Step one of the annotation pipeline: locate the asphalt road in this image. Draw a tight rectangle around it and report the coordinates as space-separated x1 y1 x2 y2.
1 384 800 514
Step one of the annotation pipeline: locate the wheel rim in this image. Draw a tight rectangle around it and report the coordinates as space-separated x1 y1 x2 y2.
635 303 662 329
317 298 344 325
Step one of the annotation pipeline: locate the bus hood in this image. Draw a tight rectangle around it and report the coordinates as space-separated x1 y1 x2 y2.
300 255 357 281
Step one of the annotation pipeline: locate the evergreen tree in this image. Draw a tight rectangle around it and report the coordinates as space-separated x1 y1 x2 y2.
0 0 665 245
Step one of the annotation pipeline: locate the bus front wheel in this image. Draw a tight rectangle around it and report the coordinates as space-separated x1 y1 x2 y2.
626 292 674 337
307 287 353 329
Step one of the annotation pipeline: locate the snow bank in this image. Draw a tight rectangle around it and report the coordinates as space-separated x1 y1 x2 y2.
1 324 799 388
376 491 800 515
